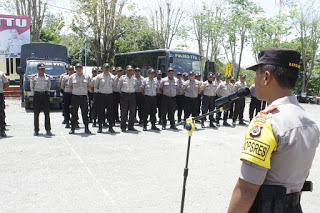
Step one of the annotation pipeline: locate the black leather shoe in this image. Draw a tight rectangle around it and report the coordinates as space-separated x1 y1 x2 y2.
92 121 96 127
62 120 66 124
46 131 53 136
201 121 205 128
216 121 220 127
239 121 246 125
209 122 216 128
75 124 79 129
162 125 166 130
121 128 126 132
85 128 91 134
143 126 147 131
0 131 7 137
34 131 39 136
65 123 70 128
128 127 137 131
109 127 115 133
151 125 160 131
97 128 102 133
232 121 236 127
223 122 230 126
69 129 75 134
170 125 178 130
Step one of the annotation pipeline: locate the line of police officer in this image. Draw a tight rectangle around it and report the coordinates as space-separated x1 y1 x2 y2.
31 61 261 135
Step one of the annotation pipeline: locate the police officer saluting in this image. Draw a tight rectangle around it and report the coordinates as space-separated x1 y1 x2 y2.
141 69 159 131
68 63 91 134
0 70 9 137
95 63 115 133
200 72 218 128
118 65 137 132
30 63 52 136
160 67 178 130
228 48 320 213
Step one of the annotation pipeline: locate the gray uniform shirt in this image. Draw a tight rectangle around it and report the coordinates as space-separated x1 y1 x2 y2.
176 79 184 95
118 75 136 93
142 78 157 96
160 77 177 97
156 78 162 94
113 75 122 92
68 73 90 96
94 73 115 94
250 84 257 98
60 74 72 93
6 38 24 55
183 80 201 98
234 80 247 92
135 76 145 93
215 81 233 97
240 96 320 194
0 71 8 93
201 80 218 96
30 74 51 94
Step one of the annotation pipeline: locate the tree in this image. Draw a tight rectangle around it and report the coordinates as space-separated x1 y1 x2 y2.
150 0 185 49
223 0 262 80
72 0 128 65
40 13 65 43
289 0 320 94
0 0 48 42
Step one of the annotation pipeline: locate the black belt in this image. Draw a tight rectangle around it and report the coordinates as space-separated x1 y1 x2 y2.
203 95 215 98
176 95 184 97
72 94 87 97
99 93 113 96
122 92 135 96
34 91 49 95
145 95 157 98
164 95 176 99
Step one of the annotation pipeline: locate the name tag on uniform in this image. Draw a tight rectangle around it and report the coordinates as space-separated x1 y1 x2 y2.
83 79 88 83
164 82 169 86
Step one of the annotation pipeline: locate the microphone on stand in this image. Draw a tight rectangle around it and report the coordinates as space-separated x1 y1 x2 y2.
215 87 250 107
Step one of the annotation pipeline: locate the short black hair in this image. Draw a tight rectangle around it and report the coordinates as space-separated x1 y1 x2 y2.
260 64 299 89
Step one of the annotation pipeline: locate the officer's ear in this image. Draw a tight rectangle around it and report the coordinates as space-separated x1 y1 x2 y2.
263 71 271 85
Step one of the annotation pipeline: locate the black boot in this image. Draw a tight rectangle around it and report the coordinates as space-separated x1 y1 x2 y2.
201 119 205 128
97 124 102 133
92 119 96 127
0 128 6 137
209 121 216 128
85 125 91 134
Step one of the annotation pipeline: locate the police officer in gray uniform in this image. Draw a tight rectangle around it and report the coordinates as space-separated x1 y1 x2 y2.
95 63 115 133
182 72 201 120
215 75 233 126
113 67 123 124
30 63 52 136
156 70 163 124
176 72 184 123
118 65 137 132
68 63 91 134
141 69 160 131
0 71 9 137
228 48 320 213
232 74 247 126
134 67 145 125
200 72 218 128
160 67 178 130
88 67 97 123
60 65 74 128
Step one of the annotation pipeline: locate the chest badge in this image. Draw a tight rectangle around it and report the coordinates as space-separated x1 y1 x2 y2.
250 125 263 138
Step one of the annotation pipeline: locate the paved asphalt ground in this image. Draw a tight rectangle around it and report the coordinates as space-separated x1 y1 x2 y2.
0 98 319 213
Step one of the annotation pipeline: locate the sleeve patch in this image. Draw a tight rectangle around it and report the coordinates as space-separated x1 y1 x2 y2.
240 112 277 169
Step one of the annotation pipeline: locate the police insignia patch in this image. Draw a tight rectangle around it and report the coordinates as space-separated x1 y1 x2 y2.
250 125 263 138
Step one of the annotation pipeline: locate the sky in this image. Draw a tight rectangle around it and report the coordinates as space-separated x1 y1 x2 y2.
0 0 282 67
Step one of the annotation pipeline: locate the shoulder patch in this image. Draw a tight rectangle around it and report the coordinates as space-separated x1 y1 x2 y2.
240 112 277 169
261 104 277 114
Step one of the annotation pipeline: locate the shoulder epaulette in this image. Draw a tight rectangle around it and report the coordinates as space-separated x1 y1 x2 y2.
261 104 278 114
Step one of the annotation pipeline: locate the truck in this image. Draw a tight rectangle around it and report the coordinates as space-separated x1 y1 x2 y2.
17 43 68 109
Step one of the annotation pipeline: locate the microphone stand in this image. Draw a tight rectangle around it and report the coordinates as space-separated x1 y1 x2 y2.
179 104 230 213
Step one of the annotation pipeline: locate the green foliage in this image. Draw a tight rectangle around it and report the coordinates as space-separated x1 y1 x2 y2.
40 13 65 43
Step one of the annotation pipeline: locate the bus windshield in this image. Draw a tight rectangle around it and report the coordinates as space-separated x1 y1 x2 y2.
170 53 202 75
26 61 66 76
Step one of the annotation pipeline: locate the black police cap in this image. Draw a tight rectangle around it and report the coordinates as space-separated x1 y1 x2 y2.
216 73 221 77
207 72 214 77
176 72 182 75
37 63 45 69
225 75 231 79
75 63 83 68
189 71 195 75
103 63 110 68
168 67 174 72
135 67 141 71
92 67 97 72
195 73 201 77
247 48 301 71
240 74 246 78
182 72 188 76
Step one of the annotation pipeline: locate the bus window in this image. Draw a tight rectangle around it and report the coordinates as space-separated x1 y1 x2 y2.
170 53 202 75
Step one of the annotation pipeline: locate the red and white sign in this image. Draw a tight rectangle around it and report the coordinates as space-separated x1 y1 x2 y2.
0 14 30 58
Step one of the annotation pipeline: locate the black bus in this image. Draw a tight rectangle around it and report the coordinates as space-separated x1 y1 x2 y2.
114 49 203 77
